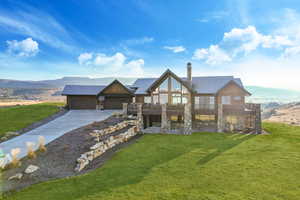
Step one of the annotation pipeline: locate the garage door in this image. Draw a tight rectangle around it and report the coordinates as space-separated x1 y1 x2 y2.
103 96 131 109
68 95 97 109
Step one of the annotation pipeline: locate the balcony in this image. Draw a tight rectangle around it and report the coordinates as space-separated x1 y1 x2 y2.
194 104 216 115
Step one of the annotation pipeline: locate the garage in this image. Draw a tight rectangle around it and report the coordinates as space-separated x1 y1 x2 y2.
67 95 97 109
62 80 134 110
103 96 132 109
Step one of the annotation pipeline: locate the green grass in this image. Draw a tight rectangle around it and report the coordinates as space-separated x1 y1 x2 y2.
0 102 64 138
3 122 300 200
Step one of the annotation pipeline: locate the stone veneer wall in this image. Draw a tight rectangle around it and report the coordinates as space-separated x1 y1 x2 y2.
75 120 139 172
161 104 170 133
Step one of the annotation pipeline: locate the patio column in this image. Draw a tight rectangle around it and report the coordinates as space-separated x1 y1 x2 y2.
255 104 262 134
137 103 143 131
184 93 192 135
217 104 224 133
122 103 128 118
161 104 170 133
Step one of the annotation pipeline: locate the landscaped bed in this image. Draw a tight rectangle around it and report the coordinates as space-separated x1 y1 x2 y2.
2 122 300 200
2 116 141 193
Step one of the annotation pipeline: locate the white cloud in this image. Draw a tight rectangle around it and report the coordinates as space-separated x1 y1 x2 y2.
125 59 144 76
78 52 144 77
164 46 186 53
78 53 93 65
282 46 300 58
223 26 293 54
122 37 154 46
0 6 77 52
6 38 39 57
193 45 231 65
194 25 297 65
197 11 230 23
94 53 126 71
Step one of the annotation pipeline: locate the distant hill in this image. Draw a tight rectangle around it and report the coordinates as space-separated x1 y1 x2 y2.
0 78 300 103
246 86 300 103
0 77 136 89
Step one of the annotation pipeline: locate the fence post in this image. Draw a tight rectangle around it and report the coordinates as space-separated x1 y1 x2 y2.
137 103 143 132
161 104 170 133
122 103 128 118
184 101 192 135
255 104 262 134
217 104 224 133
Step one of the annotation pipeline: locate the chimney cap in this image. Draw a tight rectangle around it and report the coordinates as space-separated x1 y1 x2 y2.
187 62 192 66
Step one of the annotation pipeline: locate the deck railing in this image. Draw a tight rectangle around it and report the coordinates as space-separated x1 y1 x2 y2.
128 103 256 116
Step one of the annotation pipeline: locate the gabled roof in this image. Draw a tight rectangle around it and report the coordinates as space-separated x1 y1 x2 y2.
62 80 134 96
216 79 251 95
132 75 250 95
191 76 245 94
61 85 106 95
146 69 193 93
99 79 134 95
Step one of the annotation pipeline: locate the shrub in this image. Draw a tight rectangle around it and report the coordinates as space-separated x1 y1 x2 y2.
38 136 47 152
10 148 21 168
26 142 36 159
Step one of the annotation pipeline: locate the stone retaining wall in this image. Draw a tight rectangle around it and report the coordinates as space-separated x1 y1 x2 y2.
75 120 139 172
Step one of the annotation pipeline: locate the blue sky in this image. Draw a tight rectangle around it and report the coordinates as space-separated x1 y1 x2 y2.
1 0 300 90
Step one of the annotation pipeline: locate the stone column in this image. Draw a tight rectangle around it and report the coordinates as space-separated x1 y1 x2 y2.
217 104 224 133
137 103 143 132
255 104 262 134
161 104 170 133
184 99 192 135
122 103 128 118
145 115 150 128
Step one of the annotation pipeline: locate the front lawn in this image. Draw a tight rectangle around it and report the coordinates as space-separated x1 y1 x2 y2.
0 102 64 138
3 122 300 200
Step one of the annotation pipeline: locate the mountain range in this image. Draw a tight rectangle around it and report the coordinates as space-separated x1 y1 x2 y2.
0 77 300 103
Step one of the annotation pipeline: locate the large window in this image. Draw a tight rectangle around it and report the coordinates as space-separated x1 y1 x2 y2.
171 77 181 92
172 94 182 104
195 96 215 109
144 96 151 103
159 78 168 92
151 76 190 104
221 96 231 105
160 94 168 104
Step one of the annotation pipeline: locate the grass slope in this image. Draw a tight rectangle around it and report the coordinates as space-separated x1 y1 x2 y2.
0 103 64 138
3 123 300 200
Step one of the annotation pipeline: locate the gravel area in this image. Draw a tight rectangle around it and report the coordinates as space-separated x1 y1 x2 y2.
2 116 142 193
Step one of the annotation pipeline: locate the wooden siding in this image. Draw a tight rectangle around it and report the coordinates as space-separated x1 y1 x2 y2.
217 82 247 105
101 82 131 95
103 96 132 109
135 95 145 103
67 95 97 109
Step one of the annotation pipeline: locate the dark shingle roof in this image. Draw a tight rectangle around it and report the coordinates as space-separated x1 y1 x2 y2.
61 85 106 95
132 78 157 94
132 76 247 95
191 76 243 94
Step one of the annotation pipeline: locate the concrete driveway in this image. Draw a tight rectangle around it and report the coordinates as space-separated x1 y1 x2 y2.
0 110 116 160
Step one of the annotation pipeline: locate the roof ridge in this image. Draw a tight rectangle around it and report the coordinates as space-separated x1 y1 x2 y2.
191 76 234 78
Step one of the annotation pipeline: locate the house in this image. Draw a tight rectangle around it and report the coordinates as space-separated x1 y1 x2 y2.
62 63 261 133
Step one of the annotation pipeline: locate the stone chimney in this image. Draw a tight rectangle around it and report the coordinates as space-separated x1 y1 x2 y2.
187 62 192 84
